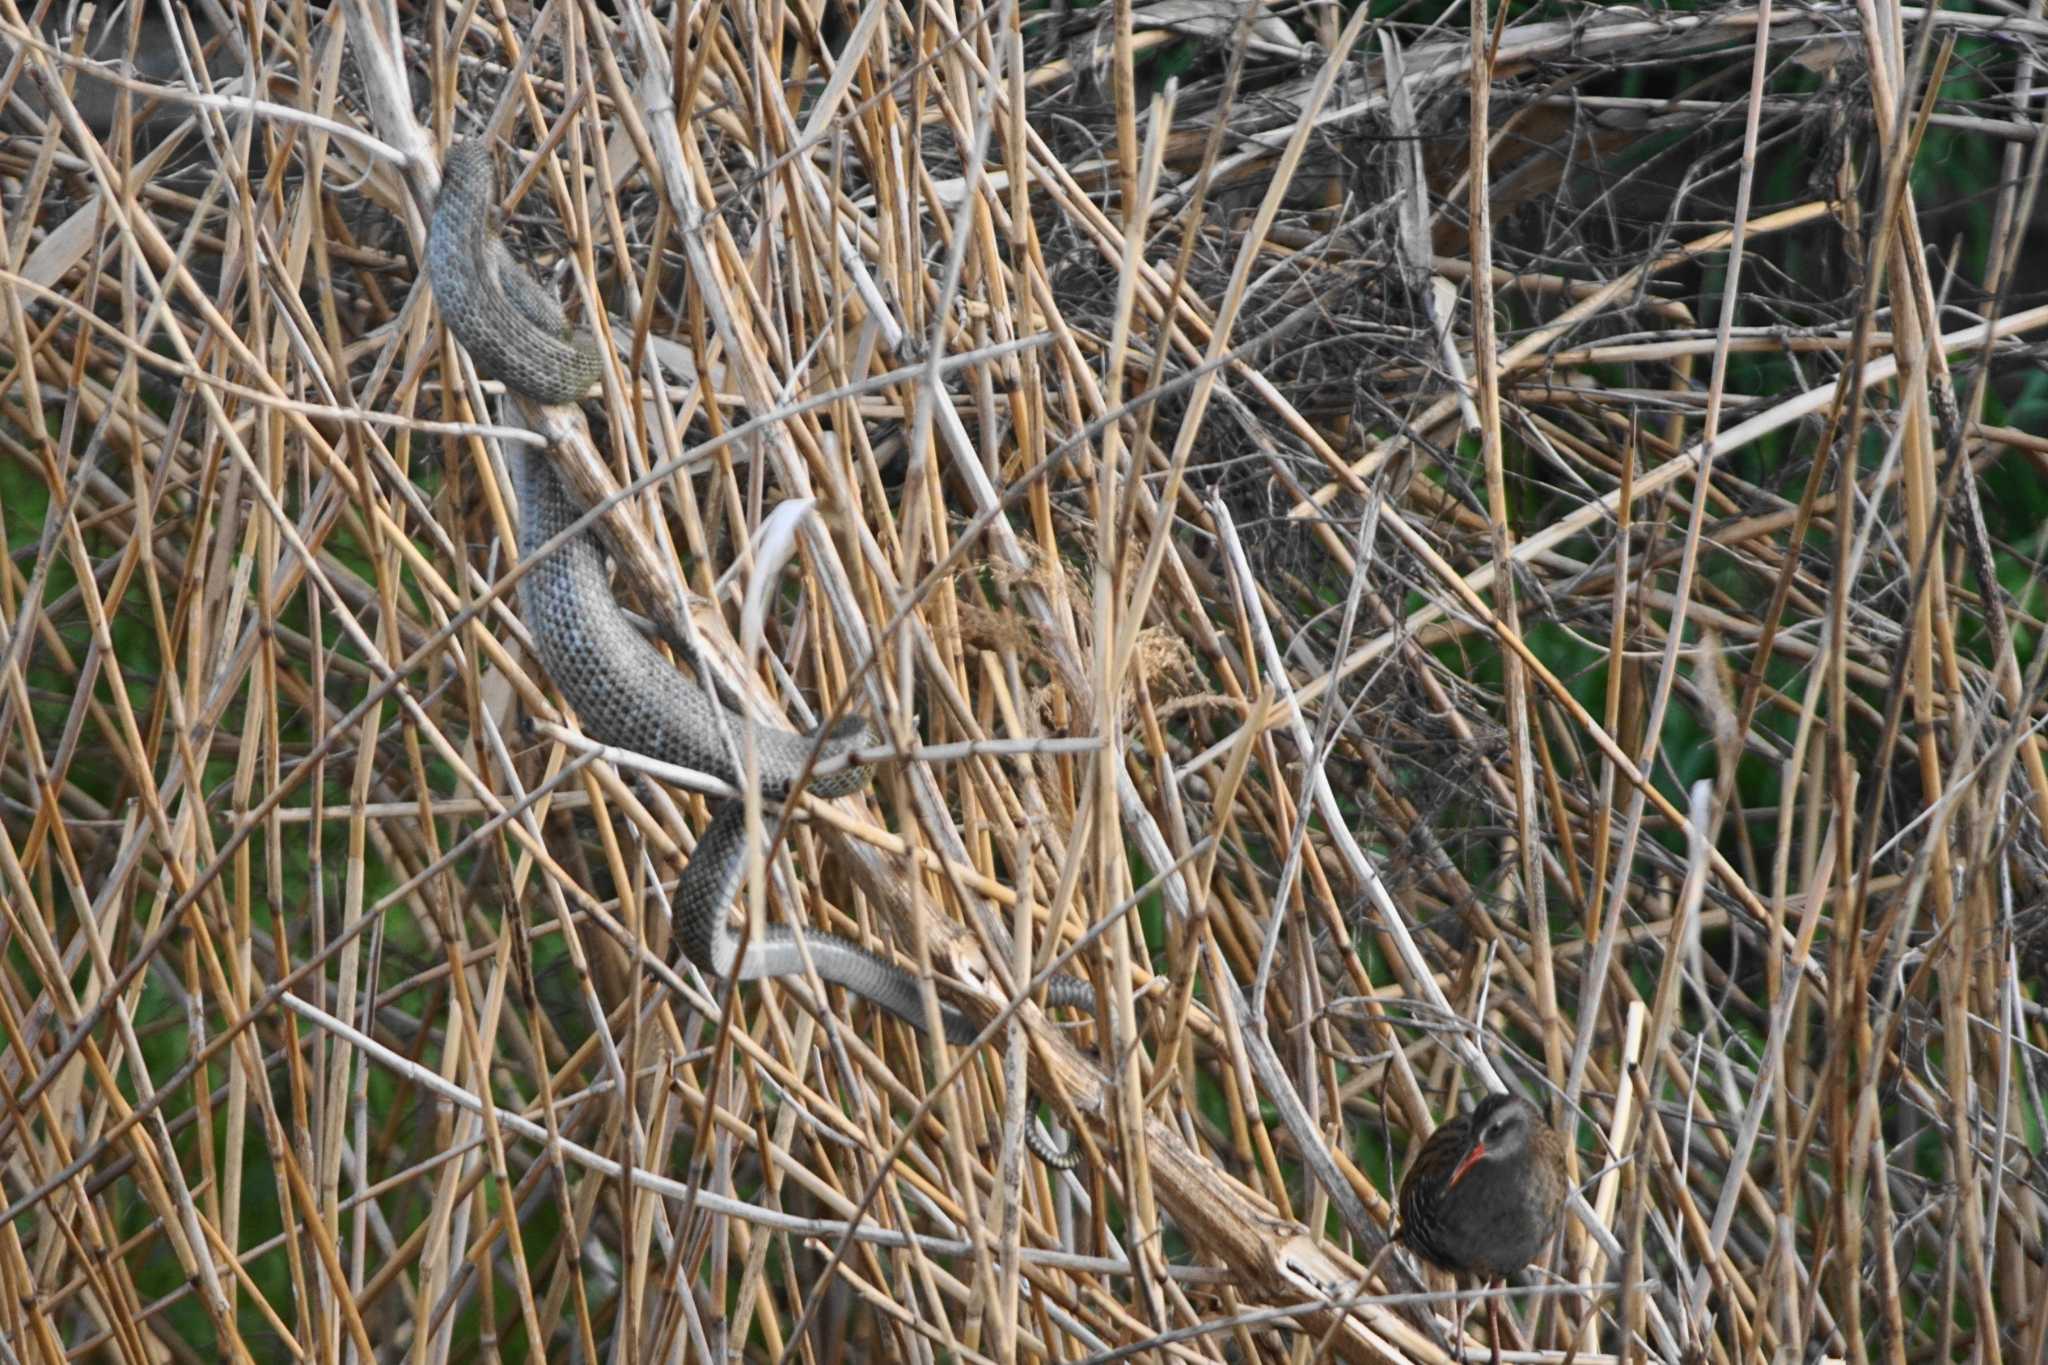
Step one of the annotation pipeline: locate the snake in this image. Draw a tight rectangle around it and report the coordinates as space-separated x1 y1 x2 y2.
427 139 1089 1168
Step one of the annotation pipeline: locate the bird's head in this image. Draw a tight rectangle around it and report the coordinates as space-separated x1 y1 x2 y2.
1445 1093 1539 1189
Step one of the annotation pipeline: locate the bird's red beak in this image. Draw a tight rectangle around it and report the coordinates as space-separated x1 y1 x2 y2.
1446 1141 1486 1190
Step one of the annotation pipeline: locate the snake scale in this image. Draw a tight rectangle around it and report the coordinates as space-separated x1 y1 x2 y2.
428 139 1088 1167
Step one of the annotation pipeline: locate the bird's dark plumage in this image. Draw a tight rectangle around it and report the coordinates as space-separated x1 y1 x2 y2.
1398 1093 1567 1281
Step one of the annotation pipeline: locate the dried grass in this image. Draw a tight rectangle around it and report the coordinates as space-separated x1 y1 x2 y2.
1 0 2045 1360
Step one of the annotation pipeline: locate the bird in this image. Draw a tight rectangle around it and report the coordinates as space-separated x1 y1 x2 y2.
1397 1092 1569 1365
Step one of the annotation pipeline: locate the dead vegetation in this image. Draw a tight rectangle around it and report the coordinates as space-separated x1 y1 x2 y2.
1 0 2045 1360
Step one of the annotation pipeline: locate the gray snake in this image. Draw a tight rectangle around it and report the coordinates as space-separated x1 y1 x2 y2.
428 139 1088 1167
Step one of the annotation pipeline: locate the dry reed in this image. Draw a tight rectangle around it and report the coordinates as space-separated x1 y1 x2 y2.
0 0 2044 1360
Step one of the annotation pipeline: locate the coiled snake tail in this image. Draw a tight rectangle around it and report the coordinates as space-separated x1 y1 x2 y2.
673 803 1087 1169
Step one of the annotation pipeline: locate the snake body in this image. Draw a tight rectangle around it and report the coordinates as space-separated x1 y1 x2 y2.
511 443 875 798
428 140 607 406
429 140 1087 1167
